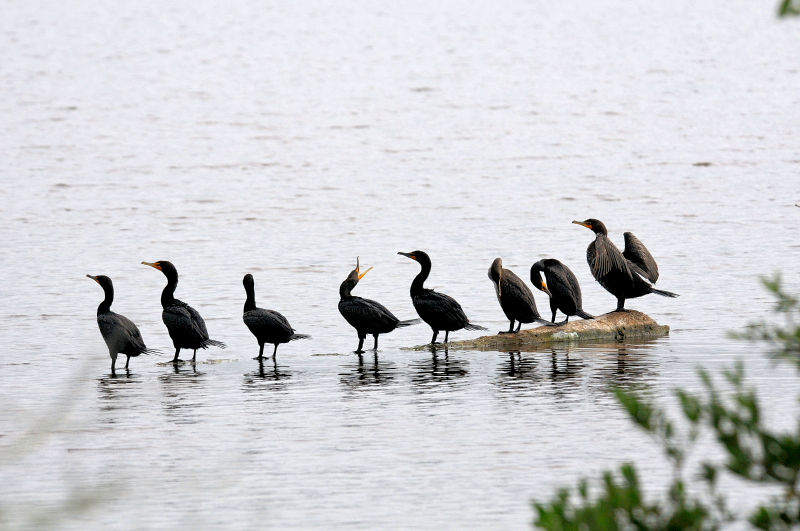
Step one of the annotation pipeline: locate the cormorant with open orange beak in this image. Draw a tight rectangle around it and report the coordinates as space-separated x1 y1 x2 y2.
338 257 419 353
142 260 225 362
572 219 678 311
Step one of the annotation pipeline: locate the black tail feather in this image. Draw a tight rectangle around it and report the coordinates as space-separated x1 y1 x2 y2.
464 322 488 331
203 339 226 349
397 318 421 328
536 318 557 327
289 333 311 341
576 310 595 320
651 288 679 298
141 347 162 356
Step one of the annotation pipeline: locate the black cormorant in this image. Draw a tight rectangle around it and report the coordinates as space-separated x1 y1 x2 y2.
530 259 594 324
572 219 678 311
87 274 154 375
243 273 309 359
488 258 553 333
142 260 225 362
338 257 419 353
398 250 486 343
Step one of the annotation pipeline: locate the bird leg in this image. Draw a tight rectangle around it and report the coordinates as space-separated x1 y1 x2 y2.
356 334 365 353
514 321 522 333
272 344 278 359
499 320 515 334
373 334 379 350
172 348 181 363
125 355 131 369
430 329 439 344
615 298 629 312
191 349 197 362
444 330 450 343
551 310 557 323
110 354 117 376
255 343 264 360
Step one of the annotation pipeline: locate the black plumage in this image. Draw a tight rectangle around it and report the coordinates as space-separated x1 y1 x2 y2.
572 219 678 311
242 273 309 359
338 257 419 353
142 260 225 362
88 274 154 374
488 258 552 333
530 258 594 324
398 250 486 344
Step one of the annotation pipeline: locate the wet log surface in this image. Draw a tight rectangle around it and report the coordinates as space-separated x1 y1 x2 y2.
406 310 669 351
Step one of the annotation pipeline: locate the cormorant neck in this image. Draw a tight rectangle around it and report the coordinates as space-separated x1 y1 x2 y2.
244 284 256 312
97 284 113 315
411 262 430 296
160 276 177 307
339 280 354 301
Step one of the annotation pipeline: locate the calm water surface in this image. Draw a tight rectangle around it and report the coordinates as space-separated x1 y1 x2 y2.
2 1 799 528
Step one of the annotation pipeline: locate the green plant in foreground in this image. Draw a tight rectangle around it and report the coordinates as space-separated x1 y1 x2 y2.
533 276 800 530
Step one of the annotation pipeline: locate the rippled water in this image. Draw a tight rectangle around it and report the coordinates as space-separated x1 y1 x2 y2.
2 0 800 528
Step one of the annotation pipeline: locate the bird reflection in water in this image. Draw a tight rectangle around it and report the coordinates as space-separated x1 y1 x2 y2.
409 345 469 391
158 362 205 423
495 347 584 395
97 371 140 419
340 352 397 391
242 357 292 392
594 341 660 389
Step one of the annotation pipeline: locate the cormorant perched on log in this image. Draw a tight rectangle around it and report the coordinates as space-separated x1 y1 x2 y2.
488 258 553 333
87 274 155 375
242 274 309 360
142 260 225 362
572 219 678 311
398 250 486 343
530 259 594 324
338 257 419 353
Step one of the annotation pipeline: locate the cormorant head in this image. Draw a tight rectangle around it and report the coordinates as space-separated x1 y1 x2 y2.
529 260 552 297
488 257 503 284
340 257 372 297
397 250 431 269
572 218 607 235
142 260 178 280
86 274 113 291
243 273 255 291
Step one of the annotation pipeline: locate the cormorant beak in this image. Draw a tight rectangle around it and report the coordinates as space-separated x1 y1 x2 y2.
572 220 592 230
142 261 162 271
355 256 373 280
86 274 100 284
358 266 373 280
397 252 417 261
540 281 552 297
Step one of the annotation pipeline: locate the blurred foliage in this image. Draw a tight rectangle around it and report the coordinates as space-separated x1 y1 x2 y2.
533 277 800 530
779 0 800 17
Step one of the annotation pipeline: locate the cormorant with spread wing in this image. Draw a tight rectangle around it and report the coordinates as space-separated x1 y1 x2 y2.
572 219 678 311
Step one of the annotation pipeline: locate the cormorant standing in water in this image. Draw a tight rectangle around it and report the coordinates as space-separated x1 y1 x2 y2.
572 219 678 311
338 257 419 353
398 250 486 343
488 258 553 333
87 274 154 375
242 274 309 359
530 259 594 324
142 260 225 362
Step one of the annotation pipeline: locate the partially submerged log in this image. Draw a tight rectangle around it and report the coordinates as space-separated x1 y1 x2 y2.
406 310 669 351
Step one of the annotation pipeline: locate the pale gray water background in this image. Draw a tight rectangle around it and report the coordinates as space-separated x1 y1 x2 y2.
1 0 800 528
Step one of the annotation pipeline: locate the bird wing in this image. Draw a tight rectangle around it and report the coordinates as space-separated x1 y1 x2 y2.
413 289 469 330
163 300 209 343
98 311 147 354
338 297 399 331
544 260 583 308
244 308 294 337
623 232 659 283
588 235 632 280
499 270 539 318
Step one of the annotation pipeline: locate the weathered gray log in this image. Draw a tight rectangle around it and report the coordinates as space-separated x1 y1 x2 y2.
406 310 669 351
